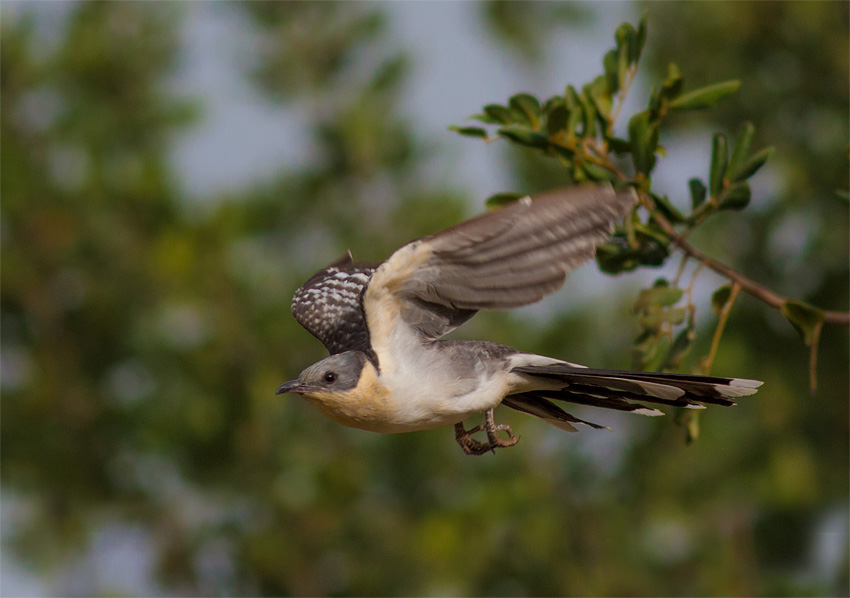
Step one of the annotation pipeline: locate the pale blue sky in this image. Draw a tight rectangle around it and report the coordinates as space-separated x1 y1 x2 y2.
169 2 639 201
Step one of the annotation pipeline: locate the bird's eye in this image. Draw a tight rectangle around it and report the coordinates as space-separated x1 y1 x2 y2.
323 372 337 384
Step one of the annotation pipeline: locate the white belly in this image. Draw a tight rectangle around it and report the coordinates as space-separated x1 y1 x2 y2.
376 365 509 432
368 328 509 432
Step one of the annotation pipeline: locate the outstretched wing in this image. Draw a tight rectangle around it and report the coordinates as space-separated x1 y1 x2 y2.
363 184 637 348
291 253 375 355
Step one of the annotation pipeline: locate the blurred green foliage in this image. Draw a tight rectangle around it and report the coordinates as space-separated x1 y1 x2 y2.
1 2 847 596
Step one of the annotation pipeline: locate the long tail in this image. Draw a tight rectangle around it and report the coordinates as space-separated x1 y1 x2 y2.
503 364 763 432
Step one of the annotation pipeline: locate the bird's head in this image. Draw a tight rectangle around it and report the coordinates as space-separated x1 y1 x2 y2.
276 351 368 401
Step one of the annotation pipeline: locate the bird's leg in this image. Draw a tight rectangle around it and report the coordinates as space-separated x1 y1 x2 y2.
483 408 520 449
454 409 520 455
454 422 492 456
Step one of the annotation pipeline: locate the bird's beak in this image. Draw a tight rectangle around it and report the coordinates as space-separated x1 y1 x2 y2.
276 380 305 395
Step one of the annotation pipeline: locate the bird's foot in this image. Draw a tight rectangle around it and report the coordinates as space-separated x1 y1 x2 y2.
454 409 520 456
454 423 492 455
484 407 519 449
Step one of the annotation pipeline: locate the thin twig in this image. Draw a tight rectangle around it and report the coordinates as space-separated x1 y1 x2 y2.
683 261 705 332
702 282 741 374
808 321 823 394
673 253 690 288
650 211 850 325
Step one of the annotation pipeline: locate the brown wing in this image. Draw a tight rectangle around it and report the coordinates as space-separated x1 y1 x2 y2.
363 184 637 345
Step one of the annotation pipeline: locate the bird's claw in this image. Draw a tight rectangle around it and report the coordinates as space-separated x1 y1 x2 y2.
454 409 520 456
485 422 519 448
454 425 493 455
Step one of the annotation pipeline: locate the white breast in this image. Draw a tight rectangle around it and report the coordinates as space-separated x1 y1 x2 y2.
374 324 508 431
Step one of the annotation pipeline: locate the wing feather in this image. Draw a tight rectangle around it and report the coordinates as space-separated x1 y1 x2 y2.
291 253 376 355
364 184 636 341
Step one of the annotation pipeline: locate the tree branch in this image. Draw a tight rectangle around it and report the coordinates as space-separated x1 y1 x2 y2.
650 209 850 325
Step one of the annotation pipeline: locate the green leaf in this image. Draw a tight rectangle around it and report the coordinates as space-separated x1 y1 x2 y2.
546 102 569 136
634 221 670 246
563 87 584 135
835 189 849 205
509 93 541 128
617 39 630 92
469 113 496 124
448 125 488 139
781 300 826 393
688 178 707 209
637 240 669 266
553 144 575 161
603 49 620 94
663 328 695 371
728 121 755 179
632 329 664 371
566 104 583 136
585 75 612 121
607 136 631 154
711 284 733 315
718 181 751 210
628 110 658 175
498 125 550 149
615 22 636 53
640 307 687 330
581 161 615 182
651 193 686 224
542 97 560 113
579 87 598 137
732 146 775 181
485 192 526 210
572 161 587 183
660 62 683 101
668 80 741 111
596 238 639 274
613 22 635 84
633 11 648 64
709 133 728 198
483 104 514 124
649 87 662 115
633 286 684 313
564 85 582 110
780 300 825 346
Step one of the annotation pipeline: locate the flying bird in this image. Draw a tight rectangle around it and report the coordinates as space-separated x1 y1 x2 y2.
277 185 762 455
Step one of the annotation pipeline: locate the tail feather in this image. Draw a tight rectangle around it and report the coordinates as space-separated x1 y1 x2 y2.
513 364 762 401
502 393 609 432
555 384 710 409
506 363 762 431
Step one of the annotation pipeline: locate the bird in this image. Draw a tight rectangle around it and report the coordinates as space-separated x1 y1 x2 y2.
276 184 762 455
